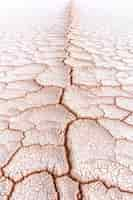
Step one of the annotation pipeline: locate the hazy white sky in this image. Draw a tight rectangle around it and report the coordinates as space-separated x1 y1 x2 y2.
0 0 133 17
78 0 133 17
0 0 69 16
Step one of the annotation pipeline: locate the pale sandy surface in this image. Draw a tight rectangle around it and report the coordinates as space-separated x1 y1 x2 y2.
0 0 133 199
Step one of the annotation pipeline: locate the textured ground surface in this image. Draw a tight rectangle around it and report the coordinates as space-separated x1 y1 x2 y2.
0 1 133 199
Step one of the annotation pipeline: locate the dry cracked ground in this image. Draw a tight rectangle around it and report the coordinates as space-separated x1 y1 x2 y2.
1 1 133 199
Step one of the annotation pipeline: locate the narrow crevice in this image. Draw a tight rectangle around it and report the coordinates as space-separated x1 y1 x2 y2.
7 183 16 200
59 88 65 104
63 0 80 87
51 174 60 200
63 119 77 174
78 184 83 200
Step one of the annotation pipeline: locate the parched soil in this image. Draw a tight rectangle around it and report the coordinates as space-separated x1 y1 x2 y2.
0 1 133 199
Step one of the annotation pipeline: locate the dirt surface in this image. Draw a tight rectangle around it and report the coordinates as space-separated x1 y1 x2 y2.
0 1 133 199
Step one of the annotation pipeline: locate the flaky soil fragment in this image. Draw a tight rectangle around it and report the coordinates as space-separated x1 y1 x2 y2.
10 172 57 200
4 145 69 181
56 176 79 199
82 181 133 200
67 119 133 192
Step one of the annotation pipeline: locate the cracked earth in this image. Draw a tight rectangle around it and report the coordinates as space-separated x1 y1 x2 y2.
1 1 133 199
